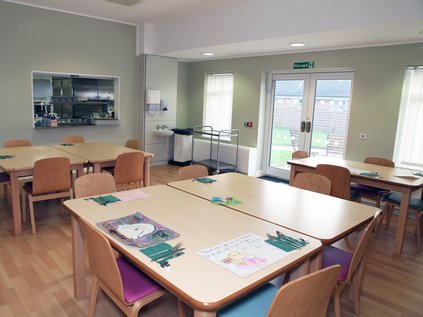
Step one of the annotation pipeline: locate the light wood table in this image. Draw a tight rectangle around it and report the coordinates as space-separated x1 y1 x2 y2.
288 156 423 254
0 145 86 235
54 142 153 186
168 173 378 245
63 185 322 316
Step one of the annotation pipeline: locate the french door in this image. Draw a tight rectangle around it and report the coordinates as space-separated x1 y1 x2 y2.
265 71 353 179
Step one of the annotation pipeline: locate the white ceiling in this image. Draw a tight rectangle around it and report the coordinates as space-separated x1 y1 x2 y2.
6 0 423 61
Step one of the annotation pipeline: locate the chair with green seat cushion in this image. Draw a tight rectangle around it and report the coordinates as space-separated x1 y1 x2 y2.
218 265 340 317
382 192 423 250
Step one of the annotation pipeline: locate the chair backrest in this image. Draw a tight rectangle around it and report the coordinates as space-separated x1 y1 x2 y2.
315 164 351 200
74 173 117 198
62 135 85 144
32 157 71 195
3 139 32 147
364 156 395 167
344 211 380 284
79 219 125 302
178 165 209 180
292 173 331 195
267 265 341 317
114 152 144 187
291 150 308 160
125 139 140 150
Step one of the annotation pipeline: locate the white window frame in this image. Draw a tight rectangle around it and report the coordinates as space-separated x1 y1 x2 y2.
393 66 423 170
203 73 234 139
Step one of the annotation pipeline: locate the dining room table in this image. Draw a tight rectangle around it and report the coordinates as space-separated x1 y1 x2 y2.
63 185 322 316
168 172 379 246
0 145 86 235
53 141 154 186
288 156 423 254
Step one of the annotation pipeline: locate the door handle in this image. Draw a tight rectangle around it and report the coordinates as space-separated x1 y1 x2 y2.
306 121 311 133
300 121 306 132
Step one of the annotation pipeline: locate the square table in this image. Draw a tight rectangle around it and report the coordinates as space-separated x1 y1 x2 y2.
288 156 423 254
0 145 86 235
63 185 322 316
54 142 153 186
168 172 378 246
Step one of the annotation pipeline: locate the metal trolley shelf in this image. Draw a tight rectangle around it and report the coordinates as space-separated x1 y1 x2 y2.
191 125 239 174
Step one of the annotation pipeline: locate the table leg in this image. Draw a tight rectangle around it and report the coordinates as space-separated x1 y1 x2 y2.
144 156 151 187
289 166 297 185
10 172 22 235
394 188 411 254
93 163 101 173
193 310 216 317
72 216 86 299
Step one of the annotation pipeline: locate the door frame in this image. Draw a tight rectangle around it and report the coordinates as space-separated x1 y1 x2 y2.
263 68 354 179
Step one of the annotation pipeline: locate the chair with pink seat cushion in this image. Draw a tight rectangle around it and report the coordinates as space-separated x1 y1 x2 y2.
322 210 380 317
79 219 182 317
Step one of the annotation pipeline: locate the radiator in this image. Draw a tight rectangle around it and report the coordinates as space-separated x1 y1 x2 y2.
192 139 257 176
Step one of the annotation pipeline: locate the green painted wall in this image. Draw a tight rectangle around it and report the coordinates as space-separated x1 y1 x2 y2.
0 2 138 146
186 43 423 167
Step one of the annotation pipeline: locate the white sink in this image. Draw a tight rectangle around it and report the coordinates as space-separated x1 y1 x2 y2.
153 129 174 138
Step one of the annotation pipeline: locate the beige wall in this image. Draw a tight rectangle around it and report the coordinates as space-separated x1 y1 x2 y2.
0 2 138 146
186 43 423 168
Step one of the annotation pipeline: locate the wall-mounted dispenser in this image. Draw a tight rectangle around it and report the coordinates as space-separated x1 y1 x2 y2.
146 90 160 113
160 100 168 111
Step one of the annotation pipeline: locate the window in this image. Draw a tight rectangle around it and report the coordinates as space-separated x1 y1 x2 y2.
203 73 234 134
393 66 423 169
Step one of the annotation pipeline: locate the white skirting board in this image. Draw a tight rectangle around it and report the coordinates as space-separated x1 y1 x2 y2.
192 139 257 176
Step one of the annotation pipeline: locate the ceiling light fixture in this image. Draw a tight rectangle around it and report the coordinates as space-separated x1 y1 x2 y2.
289 42 306 47
202 52 215 56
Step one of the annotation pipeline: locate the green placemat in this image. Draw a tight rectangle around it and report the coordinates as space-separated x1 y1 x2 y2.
140 242 184 262
88 195 121 206
193 177 217 183
0 155 15 159
359 172 380 177
413 172 423 177
265 239 297 252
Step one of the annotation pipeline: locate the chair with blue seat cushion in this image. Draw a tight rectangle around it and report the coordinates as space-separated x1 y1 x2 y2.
315 164 359 201
218 265 341 317
79 218 177 317
382 192 423 250
322 211 380 317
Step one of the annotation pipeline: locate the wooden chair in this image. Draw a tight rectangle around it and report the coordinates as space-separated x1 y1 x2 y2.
352 156 394 207
217 265 341 317
292 172 331 195
3 139 32 147
79 219 168 317
21 157 72 234
291 150 308 160
74 173 117 198
114 152 144 190
381 193 423 250
315 164 358 201
125 139 140 150
3 139 32 204
322 211 380 317
177 165 209 180
62 135 85 144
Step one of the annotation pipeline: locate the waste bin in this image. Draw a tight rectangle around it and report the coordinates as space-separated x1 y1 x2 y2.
169 128 193 166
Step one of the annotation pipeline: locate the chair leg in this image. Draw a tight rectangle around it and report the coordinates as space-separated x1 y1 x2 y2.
375 203 390 239
177 299 186 317
28 195 37 234
88 278 100 317
333 287 342 317
5 184 12 206
385 203 394 229
21 189 27 223
415 212 422 251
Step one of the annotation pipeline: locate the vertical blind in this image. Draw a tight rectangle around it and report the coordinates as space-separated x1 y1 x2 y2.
393 66 423 169
203 73 234 133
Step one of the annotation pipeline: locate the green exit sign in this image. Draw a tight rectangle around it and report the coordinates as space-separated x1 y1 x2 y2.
293 61 315 69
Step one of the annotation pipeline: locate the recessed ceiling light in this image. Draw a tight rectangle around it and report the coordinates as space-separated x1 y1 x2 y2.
202 52 215 56
289 42 306 47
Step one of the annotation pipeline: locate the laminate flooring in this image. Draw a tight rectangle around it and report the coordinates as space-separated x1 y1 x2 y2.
0 165 422 317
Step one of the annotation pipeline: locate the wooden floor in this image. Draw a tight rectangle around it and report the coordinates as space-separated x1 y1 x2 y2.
0 164 422 317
